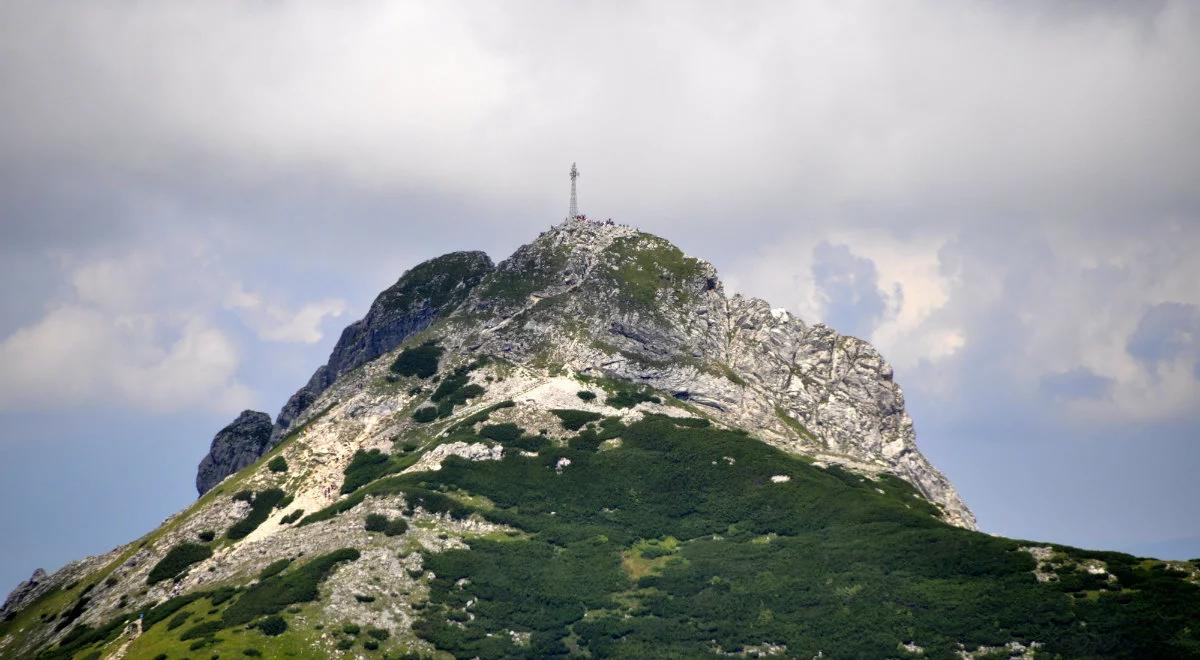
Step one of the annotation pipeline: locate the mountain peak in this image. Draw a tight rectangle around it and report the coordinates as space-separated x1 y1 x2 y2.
7 219 1200 659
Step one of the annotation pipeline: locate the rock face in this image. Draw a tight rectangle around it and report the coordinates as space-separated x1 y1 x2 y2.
438 219 976 527
194 410 273 495
193 251 495 494
269 250 495 440
1 568 45 621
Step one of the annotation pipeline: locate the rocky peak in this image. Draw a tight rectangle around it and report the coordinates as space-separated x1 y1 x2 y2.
195 410 273 495
441 219 975 527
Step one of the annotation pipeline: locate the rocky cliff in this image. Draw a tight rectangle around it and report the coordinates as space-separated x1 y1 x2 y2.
195 410 273 495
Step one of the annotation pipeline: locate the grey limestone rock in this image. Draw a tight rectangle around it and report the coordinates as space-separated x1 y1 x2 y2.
194 410 273 495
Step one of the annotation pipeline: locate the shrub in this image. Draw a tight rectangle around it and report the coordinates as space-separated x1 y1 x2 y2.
479 423 524 443
385 518 408 537
198 530 216 542
551 409 603 431
342 449 393 494
243 650 262 657
365 514 389 533
147 543 213 584
336 639 354 650
179 620 223 640
354 594 376 603
411 407 438 423
267 456 288 473
257 615 287 636
343 623 361 635
166 610 191 630
154 654 168 660
275 494 294 510
227 489 286 540
364 640 380 650
367 627 391 640
279 509 304 525
577 390 597 401
390 342 443 379
454 400 515 429
607 387 660 408
232 490 254 503
259 559 291 580
221 548 361 626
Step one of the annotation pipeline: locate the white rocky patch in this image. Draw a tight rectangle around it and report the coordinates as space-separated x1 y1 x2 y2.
403 441 504 474
770 475 791 483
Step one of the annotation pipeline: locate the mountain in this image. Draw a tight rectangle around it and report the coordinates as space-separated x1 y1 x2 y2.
3 218 1198 659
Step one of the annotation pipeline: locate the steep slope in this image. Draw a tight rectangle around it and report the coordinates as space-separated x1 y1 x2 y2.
4 219 1199 659
195 251 495 494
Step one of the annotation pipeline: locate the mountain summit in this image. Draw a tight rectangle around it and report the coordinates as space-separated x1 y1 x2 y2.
3 219 1198 659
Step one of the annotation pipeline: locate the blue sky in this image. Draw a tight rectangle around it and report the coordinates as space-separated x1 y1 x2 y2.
1 1 1198 594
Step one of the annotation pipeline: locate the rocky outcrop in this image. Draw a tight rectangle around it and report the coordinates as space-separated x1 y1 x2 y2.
195 410 273 495
270 250 495 440
442 219 976 528
193 252 495 496
1 568 45 621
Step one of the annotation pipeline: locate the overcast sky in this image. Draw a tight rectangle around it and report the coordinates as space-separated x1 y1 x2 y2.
2 1 1198 594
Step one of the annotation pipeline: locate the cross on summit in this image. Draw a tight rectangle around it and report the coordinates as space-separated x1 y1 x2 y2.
567 162 580 220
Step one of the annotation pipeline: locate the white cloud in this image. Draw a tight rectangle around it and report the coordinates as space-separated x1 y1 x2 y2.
0 246 348 413
225 283 346 344
0 304 252 413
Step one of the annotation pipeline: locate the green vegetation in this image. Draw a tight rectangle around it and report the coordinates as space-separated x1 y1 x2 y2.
479 423 523 443
429 363 487 419
365 513 408 537
608 387 660 409
147 543 214 584
256 615 287 636
279 509 304 525
600 234 710 311
267 456 288 473
221 548 361 626
576 390 597 401
340 447 422 495
569 417 626 452
478 242 570 306
411 406 438 423
258 559 291 580
197 530 216 542
390 414 1200 659
454 399 515 430
341 449 391 494
374 251 492 316
226 489 286 540
551 409 603 431
390 341 443 379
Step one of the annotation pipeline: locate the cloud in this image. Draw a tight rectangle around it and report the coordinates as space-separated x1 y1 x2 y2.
0 244 349 413
810 242 891 339
225 284 346 344
1126 302 1199 368
0 1 1195 223
1039 367 1113 402
0 305 251 413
